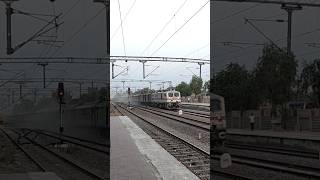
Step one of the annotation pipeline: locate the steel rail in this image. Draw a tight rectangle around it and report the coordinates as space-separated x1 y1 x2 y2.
12 129 106 180
0 128 46 172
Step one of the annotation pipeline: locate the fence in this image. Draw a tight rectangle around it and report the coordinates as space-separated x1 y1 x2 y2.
226 108 320 132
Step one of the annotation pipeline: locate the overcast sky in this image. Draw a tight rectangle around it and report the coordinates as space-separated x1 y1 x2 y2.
1 0 320 100
110 0 210 93
0 0 108 105
211 1 320 73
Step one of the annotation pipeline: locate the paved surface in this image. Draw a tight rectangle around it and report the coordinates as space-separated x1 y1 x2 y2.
228 128 320 141
111 116 200 180
110 116 159 180
0 172 62 180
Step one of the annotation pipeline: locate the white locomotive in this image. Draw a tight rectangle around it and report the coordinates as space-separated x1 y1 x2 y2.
131 90 181 110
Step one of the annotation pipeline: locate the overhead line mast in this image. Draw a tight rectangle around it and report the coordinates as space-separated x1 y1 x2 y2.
212 0 320 54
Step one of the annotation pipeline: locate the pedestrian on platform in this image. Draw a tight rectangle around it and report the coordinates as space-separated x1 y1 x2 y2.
249 113 255 131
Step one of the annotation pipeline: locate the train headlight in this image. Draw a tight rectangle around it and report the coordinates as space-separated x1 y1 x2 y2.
218 131 226 139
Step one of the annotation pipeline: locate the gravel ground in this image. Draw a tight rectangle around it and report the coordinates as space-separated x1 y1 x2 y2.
226 147 320 172
211 159 316 180
121 109 209 179
110 103 122 116
8 129 101 180
121 107 317 180
131 107 209 152
0 127 40 174
142 106 209 124
23 130 109 179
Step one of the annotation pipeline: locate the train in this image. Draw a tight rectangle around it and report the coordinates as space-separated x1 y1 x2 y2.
131 90 182 110
211 94 226 129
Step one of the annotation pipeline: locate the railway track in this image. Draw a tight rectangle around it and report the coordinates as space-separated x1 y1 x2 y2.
182 109 210 118
114 103 320 179
132 105 319 160
1 127 107 180
0 128 46 172
225 142 320 159
20 128 109 154
131 105 210 131
142 105 211 121
113 103 253 180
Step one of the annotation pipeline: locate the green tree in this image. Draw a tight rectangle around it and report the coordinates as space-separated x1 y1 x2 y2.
254 44 297 129
212 63 256 112
203 81 210 95
176 82 191 97
300 59 320 107
190 75 203 95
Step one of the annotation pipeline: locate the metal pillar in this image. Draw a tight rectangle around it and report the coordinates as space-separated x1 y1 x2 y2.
11 90 14 104
33 89 37 103
19 83 22 99
112 62 115 79
198 62 205 79
7 94 10 105
140 60 147 79
122 81 125 90
281 4 302 55
38 63 48 88
79 83 82 98
5 2 13 55
59 102 63 134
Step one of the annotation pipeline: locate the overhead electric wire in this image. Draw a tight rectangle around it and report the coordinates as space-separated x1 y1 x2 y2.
150 0 209 56
111 0 137 41
212 4 260 24
38 2 59 58
62 0 81 19
48 7 105 57
140 0 189 56
39 0 81 58
117 0 127 57
184 43 209 58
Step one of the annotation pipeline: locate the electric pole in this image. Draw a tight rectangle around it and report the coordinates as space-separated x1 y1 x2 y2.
38 62 48 88
5 1 14 54
198 62 205 79
281 4 302 55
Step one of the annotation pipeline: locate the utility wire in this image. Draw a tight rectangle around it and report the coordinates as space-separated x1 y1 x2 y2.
40 0 81 58
111 0 137 41
212 4 260 24
117 0 127 57
150 0 209 56
184 43 209 58
48 7 105 57
62 0 81 19
140 0 188 55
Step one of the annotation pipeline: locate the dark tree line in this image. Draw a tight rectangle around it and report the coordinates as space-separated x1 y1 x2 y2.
176 75 208 97
211 44 320 128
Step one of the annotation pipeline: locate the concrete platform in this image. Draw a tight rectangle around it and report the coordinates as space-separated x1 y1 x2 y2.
227 128 320 151
0 172 62 180
111 116 200 180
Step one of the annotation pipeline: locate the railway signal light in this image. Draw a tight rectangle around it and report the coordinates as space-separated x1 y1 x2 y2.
58 82 64 98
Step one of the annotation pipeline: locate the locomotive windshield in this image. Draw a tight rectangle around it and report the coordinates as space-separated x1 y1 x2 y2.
168 93 173 97
174 93 180 97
